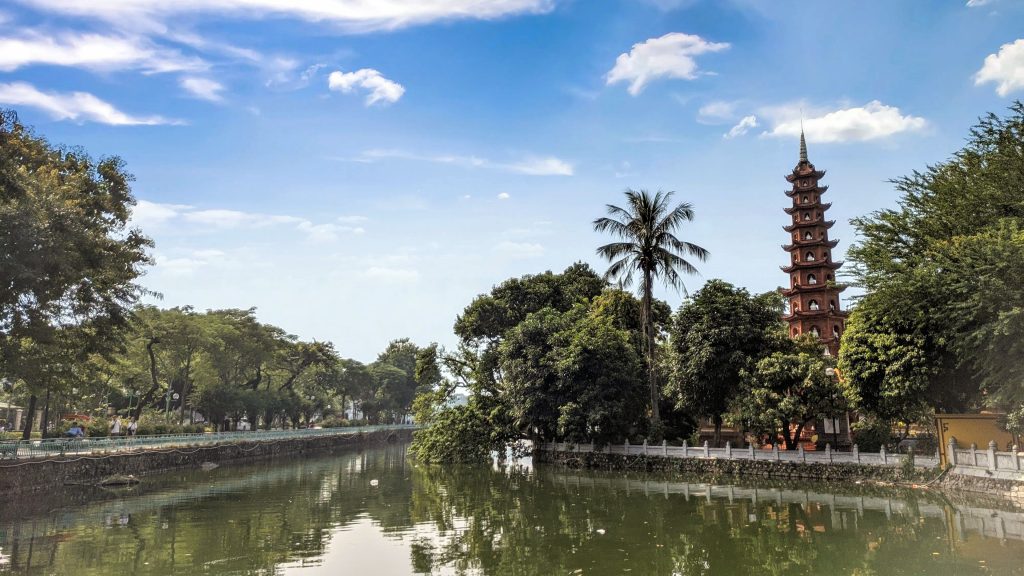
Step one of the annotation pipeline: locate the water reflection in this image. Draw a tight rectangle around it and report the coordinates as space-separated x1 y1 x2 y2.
0 444 1021 575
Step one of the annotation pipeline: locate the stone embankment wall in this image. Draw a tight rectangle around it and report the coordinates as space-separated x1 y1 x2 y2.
534 448 935 483
0 428 413 496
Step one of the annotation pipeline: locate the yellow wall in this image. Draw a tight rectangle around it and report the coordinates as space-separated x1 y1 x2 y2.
935 414 1015 466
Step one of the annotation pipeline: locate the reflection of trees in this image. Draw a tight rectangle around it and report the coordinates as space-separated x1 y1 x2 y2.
0 446 1018 575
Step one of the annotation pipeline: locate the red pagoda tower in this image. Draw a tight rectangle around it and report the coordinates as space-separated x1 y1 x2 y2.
781 131 847 356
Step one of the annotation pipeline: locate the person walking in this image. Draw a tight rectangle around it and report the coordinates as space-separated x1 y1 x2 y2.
127 417 138 437
110 415 122 437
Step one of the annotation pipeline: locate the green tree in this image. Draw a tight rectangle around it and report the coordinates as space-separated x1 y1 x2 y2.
0 111 152 438
667 280 785 446
735 342 845 449
594 189 709 425
841 102 1024 425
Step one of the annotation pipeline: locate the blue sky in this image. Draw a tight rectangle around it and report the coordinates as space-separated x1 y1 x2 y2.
2 0 1022 361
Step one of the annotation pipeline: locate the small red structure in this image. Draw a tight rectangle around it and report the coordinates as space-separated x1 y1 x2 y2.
780 131 848 357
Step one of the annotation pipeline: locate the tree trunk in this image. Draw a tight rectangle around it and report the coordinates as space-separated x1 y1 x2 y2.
134 338 161 421
642 270 660 425
784 422 806 451
178 355 193 425
21 394 37 440
40 387 51 438
713 414 722 448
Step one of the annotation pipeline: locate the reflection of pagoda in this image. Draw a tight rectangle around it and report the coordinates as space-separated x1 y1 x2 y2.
781 131 847 356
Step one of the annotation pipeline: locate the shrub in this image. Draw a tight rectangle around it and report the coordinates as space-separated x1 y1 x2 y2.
852 418 893 452
411 404 494 464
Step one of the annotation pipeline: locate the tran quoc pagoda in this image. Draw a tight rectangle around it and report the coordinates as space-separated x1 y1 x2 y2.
780 131 847 357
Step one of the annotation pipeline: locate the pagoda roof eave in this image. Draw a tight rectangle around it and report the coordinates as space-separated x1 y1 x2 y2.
782 239 840 251
782 310 850 321
785 185 829 197
783 220 836 232
785 169 826 183
784 202 832 215
780 261 844 273
781 284 848 297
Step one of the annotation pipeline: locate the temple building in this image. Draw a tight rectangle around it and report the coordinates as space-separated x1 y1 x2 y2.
781 131 847 357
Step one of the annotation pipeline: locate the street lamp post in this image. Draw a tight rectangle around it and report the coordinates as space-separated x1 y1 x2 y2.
825 367 840 449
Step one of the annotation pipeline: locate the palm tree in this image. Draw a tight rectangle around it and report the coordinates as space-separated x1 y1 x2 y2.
594 189 709 425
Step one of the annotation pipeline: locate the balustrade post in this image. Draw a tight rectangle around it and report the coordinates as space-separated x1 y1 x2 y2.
1014 445 1021 472
625 438 630 455
880 444 888 465
703 441 710 458
773 444 780 461
970 443 978 467
853 444 860 463
662 439 668 457
749 443 755 460
799 443 805 463
947 437 958 466
643 439 648 456
988 440 998 471
826 443 832 463
725 441 732 460
682 440 688 458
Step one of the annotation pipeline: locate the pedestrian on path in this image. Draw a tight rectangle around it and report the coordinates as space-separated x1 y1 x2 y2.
127 417 138 436
110 416 122 437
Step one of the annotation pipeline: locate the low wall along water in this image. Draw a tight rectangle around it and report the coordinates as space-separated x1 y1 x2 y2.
0 426 415 496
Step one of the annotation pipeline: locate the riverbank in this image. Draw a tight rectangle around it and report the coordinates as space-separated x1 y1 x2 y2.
0 426 414 496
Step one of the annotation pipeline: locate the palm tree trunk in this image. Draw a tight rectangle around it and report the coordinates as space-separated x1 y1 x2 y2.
642 270 660 424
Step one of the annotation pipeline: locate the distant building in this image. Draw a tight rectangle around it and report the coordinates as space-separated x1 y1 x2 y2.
780 131 848 357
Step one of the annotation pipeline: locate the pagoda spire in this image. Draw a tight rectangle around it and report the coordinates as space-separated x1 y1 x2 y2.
799 124 808 163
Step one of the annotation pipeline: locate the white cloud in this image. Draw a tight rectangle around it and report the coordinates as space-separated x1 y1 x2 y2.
606 32 729 95
297 221 365 243
762 101 927 142
505 156 574 176
975 39 1024 96
497 192 511 200
328 69 404 106
0 30 205 73
183 209 302 228
966 0 994 6
131 200 193 228
363 266 419 283
697 100 736 124
154 249 227 277
494 241 545 259
180 77 226 102
17 0 556 32
336 215 369 224
131 201 365 242
356 149 573 176
0 81 180 125
724 115 758 139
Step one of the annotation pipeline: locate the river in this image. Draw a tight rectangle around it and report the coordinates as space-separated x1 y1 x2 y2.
0 442 1021 575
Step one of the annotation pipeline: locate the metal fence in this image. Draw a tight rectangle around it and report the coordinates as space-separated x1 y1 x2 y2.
539 439 941 469
0 425 417 460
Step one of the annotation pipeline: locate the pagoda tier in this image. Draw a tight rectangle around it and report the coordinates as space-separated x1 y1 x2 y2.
785 184 829 198
781 283 847 297
780 260 843 274
784 202 831 215
783 220 835 232
783 308 849 320
782 238 840 251
786 169 825 183
778 130 847 357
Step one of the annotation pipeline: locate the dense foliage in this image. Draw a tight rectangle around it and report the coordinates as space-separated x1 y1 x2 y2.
0 110 152 438
840 102 1024 431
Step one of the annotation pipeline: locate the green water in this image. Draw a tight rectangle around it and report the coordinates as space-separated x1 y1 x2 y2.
0 444 1021 575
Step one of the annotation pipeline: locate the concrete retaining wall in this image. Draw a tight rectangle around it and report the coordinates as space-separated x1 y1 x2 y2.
0 427 413 496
